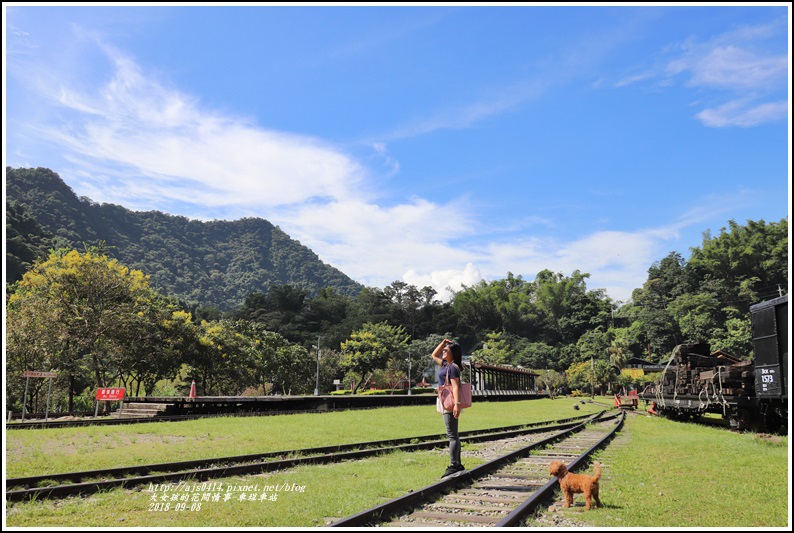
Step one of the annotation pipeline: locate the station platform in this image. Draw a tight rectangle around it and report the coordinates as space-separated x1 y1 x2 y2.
119 391 545 418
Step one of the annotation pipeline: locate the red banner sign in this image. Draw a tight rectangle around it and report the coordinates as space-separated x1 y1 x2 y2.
96 387 126 401
23 371 58 378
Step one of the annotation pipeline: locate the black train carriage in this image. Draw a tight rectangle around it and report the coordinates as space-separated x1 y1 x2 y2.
749 294 788 432
641 294 788 433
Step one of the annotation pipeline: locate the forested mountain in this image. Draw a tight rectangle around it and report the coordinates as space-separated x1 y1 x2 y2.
5 200 56 283
5 167 363 310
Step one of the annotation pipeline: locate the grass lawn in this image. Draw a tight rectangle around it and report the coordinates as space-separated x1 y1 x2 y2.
4 397 601 478
4 398 789 527
528 411 790 528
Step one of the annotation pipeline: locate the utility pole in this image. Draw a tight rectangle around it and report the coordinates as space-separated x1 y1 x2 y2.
314 336 321 396
407 351 412 395
591 356 595 399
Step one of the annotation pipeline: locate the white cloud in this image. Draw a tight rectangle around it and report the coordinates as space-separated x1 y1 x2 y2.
696 99 788 128
619 20 787 128
470 232 659 303
404 263 485 302
389 228 676 304
614 71 655 88
669 45 788 91
370 142 400 176
34 45 368 211
270 197 477 291
381 85 536 142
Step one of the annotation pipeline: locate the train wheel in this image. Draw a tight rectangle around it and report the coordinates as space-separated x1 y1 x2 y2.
764 409 785 435
728 408 743 430
666 410 696 422
728 408 756 432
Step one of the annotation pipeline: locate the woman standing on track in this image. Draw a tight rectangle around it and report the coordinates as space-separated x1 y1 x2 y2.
432 338 465 478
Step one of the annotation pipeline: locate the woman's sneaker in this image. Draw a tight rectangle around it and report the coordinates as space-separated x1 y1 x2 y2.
441 464 465 478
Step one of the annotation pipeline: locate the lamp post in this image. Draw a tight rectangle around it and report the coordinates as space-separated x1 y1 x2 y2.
407 352 412 396
314 336 321 396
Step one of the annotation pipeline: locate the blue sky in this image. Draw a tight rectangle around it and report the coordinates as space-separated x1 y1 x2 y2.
4 4 791 303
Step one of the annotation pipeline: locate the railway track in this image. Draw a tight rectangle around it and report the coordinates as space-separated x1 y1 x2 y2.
330 411 624 527
7 393 549 430
5 412 602 503
5 406 412 430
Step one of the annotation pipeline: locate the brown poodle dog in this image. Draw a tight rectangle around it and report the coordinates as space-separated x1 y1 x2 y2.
548 461 602 510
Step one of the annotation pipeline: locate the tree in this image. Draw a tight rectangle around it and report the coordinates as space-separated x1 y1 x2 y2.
340 322 409 393
607 330 631 372
267 343 312 395
709 310 753 359
532 269 610 346
565 359 614 396
315 348 344 394
576 327 609 364
409 333 455 385
5 200 55 284
537 370 566 399
356 287 395 325
688 218 788 309
6 248 159 409
301 287 362 350
626 285 681 361
516 341 559 370
451 280 504 341
645 252 694 302
235 285 308 343
534 270 579 342
475 330 512 365
190 320 253 395
114 302 197 397
6 287 68 412
667 293 721 343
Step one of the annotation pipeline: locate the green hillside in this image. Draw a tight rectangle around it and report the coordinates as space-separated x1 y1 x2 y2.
5 167 363 310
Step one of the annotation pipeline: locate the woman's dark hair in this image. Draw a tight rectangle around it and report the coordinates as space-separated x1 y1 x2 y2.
448 342 463 368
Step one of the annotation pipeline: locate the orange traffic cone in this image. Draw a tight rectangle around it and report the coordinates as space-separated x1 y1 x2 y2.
189 380 197 398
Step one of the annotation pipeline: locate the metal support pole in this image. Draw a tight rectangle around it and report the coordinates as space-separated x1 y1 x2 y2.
45 377 53 422
407 354 412 395
313 337 321 396
22 377 30 422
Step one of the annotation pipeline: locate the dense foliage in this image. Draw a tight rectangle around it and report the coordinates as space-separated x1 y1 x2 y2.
5 166 788 412
5 200 56 283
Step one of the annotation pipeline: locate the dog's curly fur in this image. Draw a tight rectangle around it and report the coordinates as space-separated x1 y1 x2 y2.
549 461 602 510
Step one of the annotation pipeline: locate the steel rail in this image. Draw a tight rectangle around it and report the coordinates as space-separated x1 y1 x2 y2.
329 411 622 527
5 411 315 430
5 406 425 430
6 393 550 430
6 412 602 502
495 410 625 526
6 412 593 489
